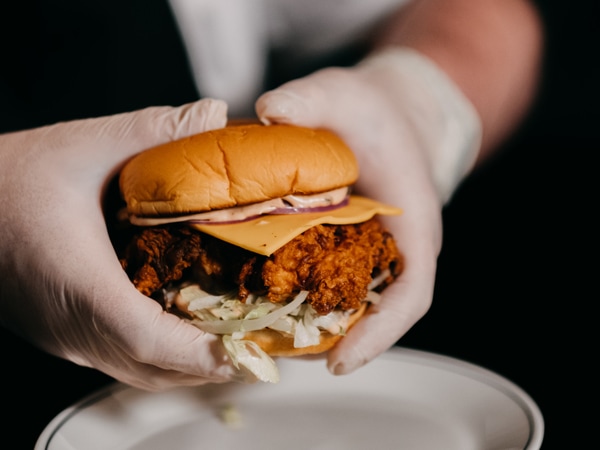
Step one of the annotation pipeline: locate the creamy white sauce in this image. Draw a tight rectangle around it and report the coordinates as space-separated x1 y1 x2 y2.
130 187 349 226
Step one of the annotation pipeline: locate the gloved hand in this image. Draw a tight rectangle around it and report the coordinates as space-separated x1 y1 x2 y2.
256 47 482 375
0 99 248 391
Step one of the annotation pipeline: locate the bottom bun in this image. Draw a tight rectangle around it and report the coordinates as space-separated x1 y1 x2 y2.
241 303 368 357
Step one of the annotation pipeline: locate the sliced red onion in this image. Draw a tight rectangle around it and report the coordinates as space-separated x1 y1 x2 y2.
188 196 350 226
269 196 350 215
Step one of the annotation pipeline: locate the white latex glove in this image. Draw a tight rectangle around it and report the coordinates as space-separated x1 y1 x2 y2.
0 99 250 391
256 47 482 375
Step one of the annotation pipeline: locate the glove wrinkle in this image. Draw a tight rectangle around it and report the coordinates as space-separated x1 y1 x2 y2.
0 99 244 390
256 47 465 375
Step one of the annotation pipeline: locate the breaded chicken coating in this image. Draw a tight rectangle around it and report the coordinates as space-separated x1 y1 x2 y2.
120 219 403 315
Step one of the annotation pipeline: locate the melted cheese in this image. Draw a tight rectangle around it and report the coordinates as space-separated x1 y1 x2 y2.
190 195 402 256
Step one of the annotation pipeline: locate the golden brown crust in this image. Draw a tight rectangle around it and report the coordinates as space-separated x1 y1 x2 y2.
241 303 368 357
120 123 359 217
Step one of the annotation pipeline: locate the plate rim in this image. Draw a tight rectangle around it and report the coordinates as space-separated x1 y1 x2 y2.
35 347 544 450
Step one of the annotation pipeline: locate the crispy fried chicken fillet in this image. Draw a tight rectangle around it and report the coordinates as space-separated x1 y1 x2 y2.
119 218 403 316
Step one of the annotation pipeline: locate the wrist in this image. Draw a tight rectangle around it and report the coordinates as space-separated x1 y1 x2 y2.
357 47 482 203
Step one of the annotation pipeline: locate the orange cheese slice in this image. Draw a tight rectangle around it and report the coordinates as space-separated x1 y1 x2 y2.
190 195 402 256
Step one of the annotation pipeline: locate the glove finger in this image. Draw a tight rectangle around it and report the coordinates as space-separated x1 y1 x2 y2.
83 292 250 390
42 221 246 387
256 68 383 132
114 295 240 380
108 98 229 154
256 69 415 189
51 255 247 388
326 206 442 375
41 98 228 172
326 261 435 376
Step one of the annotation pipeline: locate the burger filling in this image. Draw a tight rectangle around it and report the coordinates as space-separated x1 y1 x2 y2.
128 187 350 226
119 218 403 381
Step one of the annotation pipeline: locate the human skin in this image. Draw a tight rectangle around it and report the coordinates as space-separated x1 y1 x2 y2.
375 0 544 159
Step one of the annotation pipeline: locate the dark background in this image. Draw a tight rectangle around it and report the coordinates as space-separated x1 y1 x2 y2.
401 2 597 448
1 1 596 448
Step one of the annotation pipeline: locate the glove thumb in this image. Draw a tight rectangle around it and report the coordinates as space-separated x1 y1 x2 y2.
91 98 229 169
255 70 357 129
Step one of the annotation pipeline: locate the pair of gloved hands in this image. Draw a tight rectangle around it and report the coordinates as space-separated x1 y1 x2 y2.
0 47 480 390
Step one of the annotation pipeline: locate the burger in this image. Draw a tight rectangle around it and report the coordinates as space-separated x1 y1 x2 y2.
117 122 404 382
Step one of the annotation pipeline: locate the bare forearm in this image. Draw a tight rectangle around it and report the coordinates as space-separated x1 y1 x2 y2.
373 0 544 161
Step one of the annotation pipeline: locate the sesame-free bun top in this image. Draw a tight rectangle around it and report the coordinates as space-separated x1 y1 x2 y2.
120 123 359 217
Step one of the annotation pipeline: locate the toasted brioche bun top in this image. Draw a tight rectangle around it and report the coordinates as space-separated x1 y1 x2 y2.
119 123 359 217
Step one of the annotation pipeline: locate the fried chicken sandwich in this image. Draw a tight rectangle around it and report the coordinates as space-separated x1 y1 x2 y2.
118 122 404 382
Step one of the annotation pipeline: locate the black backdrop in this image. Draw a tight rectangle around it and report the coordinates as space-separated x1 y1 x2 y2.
1 1 597 448
400 2 598 448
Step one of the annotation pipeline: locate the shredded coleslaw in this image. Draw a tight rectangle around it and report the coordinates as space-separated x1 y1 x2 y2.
170 270 388 383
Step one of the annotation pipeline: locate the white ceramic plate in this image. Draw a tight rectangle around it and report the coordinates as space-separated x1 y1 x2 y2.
36 347 543 450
